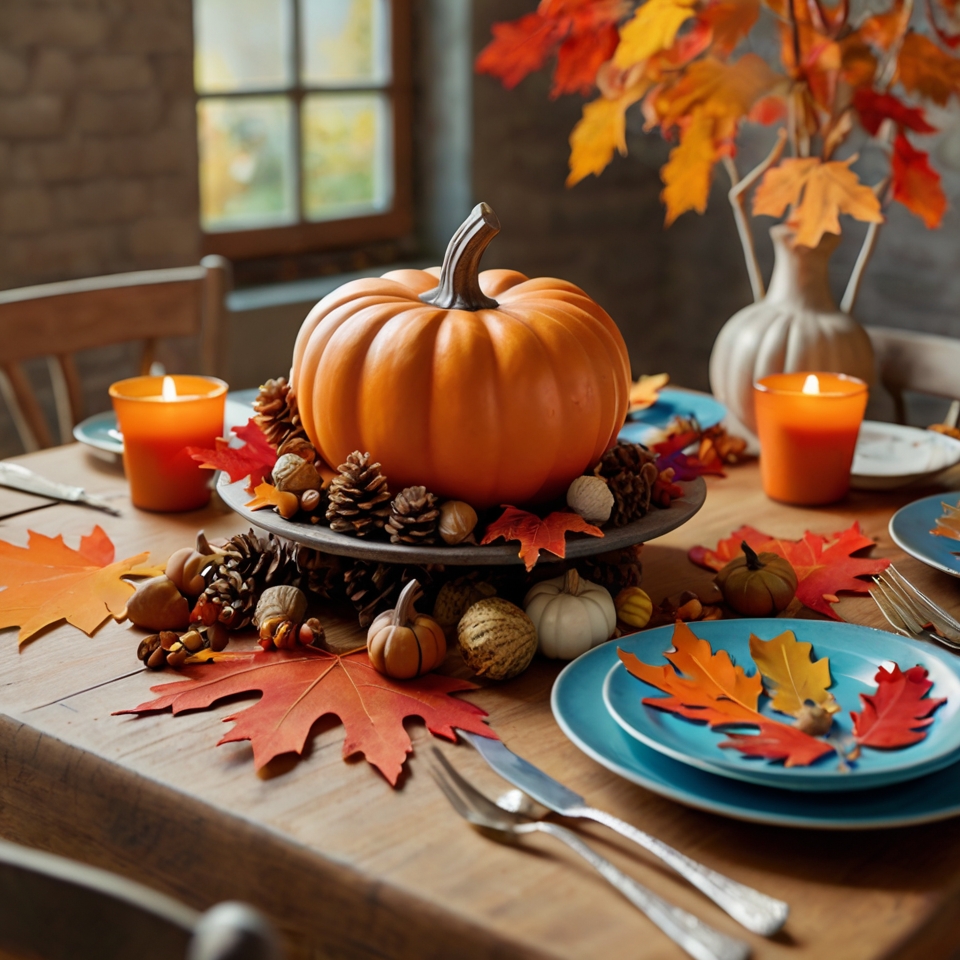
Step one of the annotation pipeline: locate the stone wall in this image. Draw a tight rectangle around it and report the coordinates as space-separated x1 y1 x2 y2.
0 0 200 291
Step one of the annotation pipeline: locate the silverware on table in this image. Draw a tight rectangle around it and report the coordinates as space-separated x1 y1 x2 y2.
458 730 787 936
877 566 960 642
871 574 960 652
431 749 750 960
0 462 121 516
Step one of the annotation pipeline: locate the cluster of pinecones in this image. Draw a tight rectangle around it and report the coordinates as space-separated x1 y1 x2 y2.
254 377 306 450
593 441 661 527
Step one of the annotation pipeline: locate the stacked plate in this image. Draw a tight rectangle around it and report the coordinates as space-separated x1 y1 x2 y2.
552 619 960 829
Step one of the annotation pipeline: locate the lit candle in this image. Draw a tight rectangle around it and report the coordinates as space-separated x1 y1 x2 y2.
109 374 228 512
754 372 868 505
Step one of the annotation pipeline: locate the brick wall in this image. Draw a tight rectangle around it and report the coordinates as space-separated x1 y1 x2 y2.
0 0 200 291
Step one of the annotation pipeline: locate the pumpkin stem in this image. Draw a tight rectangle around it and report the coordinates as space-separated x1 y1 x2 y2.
393 578 422 627
196 530 212 554
563 567 582 596
741 541 763 570
419 203 500 311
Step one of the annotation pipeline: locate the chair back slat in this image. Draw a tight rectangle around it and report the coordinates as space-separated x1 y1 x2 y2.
1 363 53 450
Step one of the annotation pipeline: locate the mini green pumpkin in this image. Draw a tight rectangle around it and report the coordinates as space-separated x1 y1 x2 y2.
716 541 797 617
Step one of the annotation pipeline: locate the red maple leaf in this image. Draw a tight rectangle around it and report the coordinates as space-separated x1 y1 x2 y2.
116 648 495 786
891 132 948 229
481 505 603 570
851 664 946 748
186 418 277 493
719 722 835 766
689 522 890 619
853 88 938 136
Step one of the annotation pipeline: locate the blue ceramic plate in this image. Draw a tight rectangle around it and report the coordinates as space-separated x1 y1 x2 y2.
552 635 960 829
889 493 960 579
73 388 259 456
619 389 726 445
601 620 960 792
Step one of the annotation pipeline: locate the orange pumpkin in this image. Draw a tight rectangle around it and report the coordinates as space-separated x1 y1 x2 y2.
291 203 631 508
367 579 447 680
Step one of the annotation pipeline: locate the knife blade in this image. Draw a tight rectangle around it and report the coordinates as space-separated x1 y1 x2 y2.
0 462 121 516
458 729 789 936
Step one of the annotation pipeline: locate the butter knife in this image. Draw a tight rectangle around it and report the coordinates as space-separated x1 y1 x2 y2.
459 730 788 936
0 462 121 516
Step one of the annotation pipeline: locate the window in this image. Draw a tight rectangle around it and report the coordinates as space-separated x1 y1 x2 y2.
193 0 412 261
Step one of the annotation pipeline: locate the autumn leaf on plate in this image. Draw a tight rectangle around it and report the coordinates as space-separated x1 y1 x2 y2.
689 522 890 619
749 629 839 717
629 372 670 410
116 647 496 786
719 722 835 766
931 499 960 541
614 0 697 65
187 418 277 493
753 156 884 248
0 526 159 643
481 506 603 571
851 664 945 748
245 481 298 518
891 133 947 229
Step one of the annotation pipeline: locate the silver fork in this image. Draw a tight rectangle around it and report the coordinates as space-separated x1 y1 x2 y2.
880 566 960 642
430 749 750 960
870 578 960 652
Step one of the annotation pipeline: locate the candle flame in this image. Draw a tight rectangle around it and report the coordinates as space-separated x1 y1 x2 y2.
802 374 820 395
161 376 177 401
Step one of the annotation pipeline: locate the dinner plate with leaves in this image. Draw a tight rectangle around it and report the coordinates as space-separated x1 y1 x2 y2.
889 493 960 579
600 620 960 792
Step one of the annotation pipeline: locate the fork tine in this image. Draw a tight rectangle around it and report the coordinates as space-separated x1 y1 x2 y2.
431 748 517 823
873 578 925 633
887 565 960 636
870 584 914 637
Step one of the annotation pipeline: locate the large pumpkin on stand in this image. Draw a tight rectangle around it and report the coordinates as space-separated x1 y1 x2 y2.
291 203 631 508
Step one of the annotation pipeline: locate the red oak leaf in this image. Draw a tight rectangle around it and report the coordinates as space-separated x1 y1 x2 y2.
187 418 277 493
719 723 835 766
475 13 564 90
116 648 495 786
689 522 889 618
481 506 603 570
891 132 948 228
851 663 946 748
853 88 938 135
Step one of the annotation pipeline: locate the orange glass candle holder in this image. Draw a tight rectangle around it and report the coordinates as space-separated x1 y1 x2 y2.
754 372 868 506
110 375 227 512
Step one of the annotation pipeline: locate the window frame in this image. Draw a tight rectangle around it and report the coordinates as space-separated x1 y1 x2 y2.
196 0 413 261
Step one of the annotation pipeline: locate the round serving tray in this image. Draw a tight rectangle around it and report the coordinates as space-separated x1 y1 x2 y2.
216 473 707 565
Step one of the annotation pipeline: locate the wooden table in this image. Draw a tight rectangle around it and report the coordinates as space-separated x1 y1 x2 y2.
3 444 960 960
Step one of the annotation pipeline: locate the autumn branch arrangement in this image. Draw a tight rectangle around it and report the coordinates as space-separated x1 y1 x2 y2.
477 0 958 306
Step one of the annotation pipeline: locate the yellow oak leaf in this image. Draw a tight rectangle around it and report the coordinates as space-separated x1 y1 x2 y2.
614 0 698 67
567 81 650 186
897 33 960 107
0 526 158 644
753 156 883 247
661 109 718 224
748 629 838 717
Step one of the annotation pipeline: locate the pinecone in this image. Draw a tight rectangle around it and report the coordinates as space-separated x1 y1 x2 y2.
578 545 643 594
385 485 440 544
594 442 660 526
326 451 391 537
295 547 343 600
254 377 306 450
343 560 439 628
193 568 258 629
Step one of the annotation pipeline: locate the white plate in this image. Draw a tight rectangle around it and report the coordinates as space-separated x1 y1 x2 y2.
851 421 960 490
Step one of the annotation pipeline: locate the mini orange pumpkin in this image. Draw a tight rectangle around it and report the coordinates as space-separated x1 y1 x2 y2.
367 579 447 680
291 203 631 508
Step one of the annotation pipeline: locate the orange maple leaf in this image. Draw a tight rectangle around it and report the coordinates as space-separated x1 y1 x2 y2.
700 0 761 55
752 156 883 247
661 109 718 224
117 648 496 786
891 132 948 228
480 505 603 570
897 32 960 106
0 526 159 643
857 0 912 51
245 481 299 519
614 0 698 66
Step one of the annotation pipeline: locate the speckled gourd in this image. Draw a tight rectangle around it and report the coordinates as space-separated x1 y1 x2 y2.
457 598 537 680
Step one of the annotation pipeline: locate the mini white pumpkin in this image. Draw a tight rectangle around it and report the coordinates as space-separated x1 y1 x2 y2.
524 569 616 660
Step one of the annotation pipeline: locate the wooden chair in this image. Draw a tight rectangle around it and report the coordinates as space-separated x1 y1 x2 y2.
866 325 960 426
0 838 279 960
0 256 230 452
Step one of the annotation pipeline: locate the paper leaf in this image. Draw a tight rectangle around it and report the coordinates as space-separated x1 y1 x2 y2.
480 506 603 571
853 89 937 136
661 109 717 225
245 481 298 516
187 418 277 493
719 722 835 766
851 664 945 748
897 33 960 107
614 0 698 66
0 526 157 643
116 648 496 786
689 522 890 619
891 133 948 229
753 156 884 248
749 629 837 717
931 499 960 541
629 372 670 411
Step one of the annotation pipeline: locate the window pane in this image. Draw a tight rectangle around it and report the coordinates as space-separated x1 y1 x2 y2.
300 0 391 86
194 0 292 93
302 92 393 222
198 97 297 232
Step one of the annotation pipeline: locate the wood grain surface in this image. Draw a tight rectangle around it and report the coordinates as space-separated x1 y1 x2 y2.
2 444 960 960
